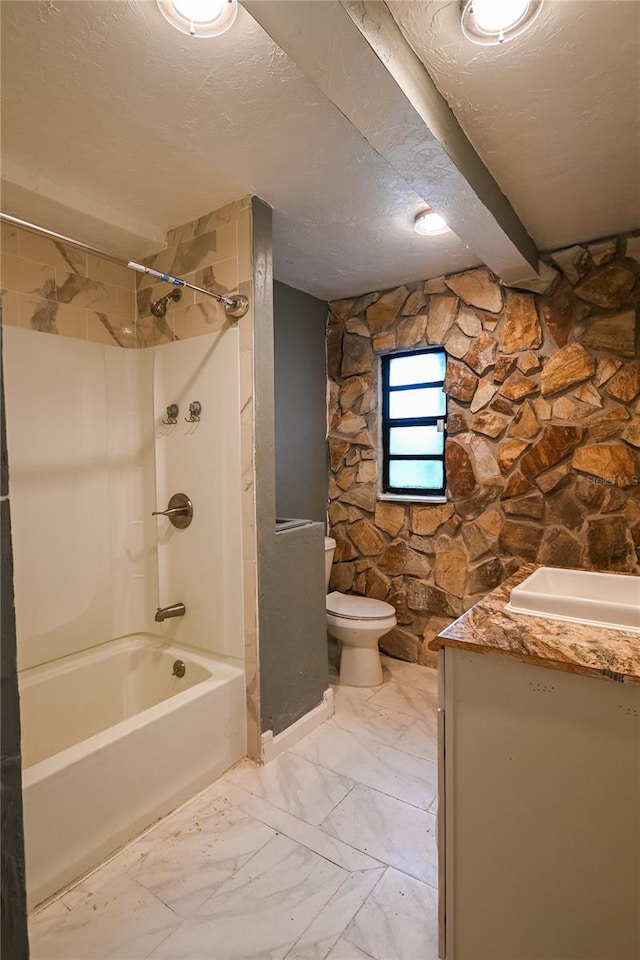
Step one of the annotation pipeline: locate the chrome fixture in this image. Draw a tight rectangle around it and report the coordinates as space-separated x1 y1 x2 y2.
0 213 250 321
172 659 186 678
185 401 201 423
155 602 186 622
152 492 193 529
162 404 179 425
151 288 182 318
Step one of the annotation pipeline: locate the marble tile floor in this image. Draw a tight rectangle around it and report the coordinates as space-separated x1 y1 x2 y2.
28 656 439 960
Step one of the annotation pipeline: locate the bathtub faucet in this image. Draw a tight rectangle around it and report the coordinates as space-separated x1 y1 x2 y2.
155 602 186 622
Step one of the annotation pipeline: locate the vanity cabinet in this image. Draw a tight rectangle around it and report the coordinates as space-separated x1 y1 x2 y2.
437 649 639 960
432 566 640 960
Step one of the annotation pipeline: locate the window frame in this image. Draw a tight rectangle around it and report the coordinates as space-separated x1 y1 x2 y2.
380 347 447 498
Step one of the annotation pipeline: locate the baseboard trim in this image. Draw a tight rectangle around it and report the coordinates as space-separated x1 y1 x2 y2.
260 688 334 764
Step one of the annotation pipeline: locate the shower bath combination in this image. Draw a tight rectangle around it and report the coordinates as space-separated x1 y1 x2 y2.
7 310 247 909
150 288 183 318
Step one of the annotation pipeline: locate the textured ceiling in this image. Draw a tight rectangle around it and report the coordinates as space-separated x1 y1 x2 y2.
1 1 638 300
0 0 478 299
387 0 640 250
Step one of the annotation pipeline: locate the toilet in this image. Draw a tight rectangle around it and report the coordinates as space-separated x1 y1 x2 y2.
325 537 397 686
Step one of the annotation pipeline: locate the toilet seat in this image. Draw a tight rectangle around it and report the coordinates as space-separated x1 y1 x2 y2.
326 591 395 621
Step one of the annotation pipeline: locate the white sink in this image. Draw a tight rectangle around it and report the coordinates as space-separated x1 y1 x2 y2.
507 567 640 633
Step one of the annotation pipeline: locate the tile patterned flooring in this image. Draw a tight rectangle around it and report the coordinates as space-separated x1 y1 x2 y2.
28 656 439 960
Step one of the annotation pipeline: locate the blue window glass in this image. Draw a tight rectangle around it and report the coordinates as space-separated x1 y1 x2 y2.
381 347 447 496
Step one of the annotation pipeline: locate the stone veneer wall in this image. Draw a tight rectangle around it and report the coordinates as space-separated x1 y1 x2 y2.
1 198 261 758
328 234 640 667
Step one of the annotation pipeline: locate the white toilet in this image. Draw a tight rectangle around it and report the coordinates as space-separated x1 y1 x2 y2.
325 536 397 686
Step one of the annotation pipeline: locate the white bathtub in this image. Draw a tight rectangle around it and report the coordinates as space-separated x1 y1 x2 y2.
19 635 246 910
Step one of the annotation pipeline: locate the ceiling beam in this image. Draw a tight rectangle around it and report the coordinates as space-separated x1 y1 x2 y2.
242 0 541 286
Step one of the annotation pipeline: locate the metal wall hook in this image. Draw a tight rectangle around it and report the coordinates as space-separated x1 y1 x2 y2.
185 401 201 423
162 404 179 425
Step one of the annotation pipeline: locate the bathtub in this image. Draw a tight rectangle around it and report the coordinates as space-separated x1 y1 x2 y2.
19 635 246 910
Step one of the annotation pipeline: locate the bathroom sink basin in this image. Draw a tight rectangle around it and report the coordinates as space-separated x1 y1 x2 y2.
507 567 640 633
275 518 313 532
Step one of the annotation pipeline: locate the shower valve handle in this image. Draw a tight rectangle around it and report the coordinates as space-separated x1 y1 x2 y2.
152 493 193 529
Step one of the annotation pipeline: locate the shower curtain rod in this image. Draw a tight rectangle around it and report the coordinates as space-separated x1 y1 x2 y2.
0 212 249 319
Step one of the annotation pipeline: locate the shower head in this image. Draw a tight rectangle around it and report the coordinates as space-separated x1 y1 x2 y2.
150 288 182 318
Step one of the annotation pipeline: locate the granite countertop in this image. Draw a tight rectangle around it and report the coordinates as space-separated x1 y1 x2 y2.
429 563 640 684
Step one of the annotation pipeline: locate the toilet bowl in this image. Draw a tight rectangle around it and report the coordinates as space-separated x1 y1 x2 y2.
325 537 397 686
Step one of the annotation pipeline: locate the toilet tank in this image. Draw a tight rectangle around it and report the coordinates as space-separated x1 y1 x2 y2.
324 537 336 592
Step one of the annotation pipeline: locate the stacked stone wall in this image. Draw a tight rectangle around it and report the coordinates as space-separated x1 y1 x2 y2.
327 234 640 666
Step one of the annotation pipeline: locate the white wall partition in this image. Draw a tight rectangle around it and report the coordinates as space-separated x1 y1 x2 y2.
153 329 244 661
4 325 243 671
105 347 157 640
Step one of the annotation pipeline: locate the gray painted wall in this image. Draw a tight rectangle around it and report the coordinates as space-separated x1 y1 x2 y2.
253 203 329 739
261 523 328 737
274 281 328 523
0 315 30 959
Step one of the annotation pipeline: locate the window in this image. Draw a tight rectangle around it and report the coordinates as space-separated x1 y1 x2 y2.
381 348 447 497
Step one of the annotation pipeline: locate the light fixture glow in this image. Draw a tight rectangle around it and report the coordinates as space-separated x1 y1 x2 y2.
414 210 449 237
471 0 528 32
461 0 543 45
157 0 237 37
172 0 225 22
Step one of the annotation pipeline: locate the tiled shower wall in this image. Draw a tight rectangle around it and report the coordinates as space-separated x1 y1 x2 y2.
0 197 252 348
0 220 137 345
135 198 252 344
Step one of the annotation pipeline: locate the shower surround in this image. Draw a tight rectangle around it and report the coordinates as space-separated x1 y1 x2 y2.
1 198 261 907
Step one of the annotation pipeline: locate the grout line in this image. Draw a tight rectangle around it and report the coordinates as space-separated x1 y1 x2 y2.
380 741 438 767
191 828 278 918
282 870 356 960
115 872 183 922
332 690 429 742
140 920 184 960
29 761 250 917
335 868 389 959
317 779 360 827
297 715 436 772
288 745 438 815
236 784 387 874
329 727 439 773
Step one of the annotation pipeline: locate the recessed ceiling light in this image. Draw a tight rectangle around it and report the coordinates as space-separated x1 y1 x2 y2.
461 0 544 45
157 0 238 37
414 210 449 237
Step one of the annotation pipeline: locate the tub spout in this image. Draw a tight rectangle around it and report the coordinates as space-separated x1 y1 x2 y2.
155 603 186 622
